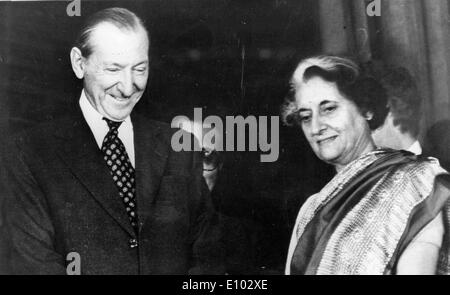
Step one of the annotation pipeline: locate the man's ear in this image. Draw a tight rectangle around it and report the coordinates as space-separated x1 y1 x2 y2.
70 47 85 79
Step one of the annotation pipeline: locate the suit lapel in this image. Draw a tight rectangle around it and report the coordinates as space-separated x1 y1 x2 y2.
54 112 136 237
132 114 169 229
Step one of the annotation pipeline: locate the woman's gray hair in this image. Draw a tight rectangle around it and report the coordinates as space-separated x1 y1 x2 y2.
291 56 359 90
281 55 388 130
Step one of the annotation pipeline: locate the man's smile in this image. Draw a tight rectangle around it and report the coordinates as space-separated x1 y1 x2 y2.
108 94 132 103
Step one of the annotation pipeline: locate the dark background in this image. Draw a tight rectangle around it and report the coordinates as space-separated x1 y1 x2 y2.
0 0 333 273
2 0 449 274
1 0 322 128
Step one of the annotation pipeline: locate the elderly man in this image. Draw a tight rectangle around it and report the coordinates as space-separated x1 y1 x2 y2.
2 7 223 274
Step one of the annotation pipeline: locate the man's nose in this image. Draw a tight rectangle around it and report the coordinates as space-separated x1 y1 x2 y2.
117 70 135 98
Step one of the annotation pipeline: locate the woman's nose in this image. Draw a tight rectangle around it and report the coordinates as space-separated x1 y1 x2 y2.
311 115 326 135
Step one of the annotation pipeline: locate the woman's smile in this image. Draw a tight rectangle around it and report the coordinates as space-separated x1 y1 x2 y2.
317 135 338 146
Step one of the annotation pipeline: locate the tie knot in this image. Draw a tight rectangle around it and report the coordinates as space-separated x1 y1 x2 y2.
103 118 123 132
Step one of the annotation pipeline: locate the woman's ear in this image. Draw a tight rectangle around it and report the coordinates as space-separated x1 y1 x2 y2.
70 47 85 79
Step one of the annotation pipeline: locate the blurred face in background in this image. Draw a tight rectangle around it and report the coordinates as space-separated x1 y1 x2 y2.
371 112 401 149
295 76 375 171
76 22 149 121
178 119 223 169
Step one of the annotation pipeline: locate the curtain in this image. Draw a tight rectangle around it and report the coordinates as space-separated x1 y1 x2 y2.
317 0 450 134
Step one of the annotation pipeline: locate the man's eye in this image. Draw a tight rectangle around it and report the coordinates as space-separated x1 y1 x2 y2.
106 68 120 72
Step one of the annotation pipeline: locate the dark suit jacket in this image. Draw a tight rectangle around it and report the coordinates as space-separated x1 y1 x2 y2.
2 108 224 274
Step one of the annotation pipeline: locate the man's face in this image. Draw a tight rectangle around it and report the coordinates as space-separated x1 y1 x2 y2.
371 112 403 150
81 22 149 121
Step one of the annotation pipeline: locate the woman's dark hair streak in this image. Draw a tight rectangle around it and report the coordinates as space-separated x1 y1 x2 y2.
281 55 389 131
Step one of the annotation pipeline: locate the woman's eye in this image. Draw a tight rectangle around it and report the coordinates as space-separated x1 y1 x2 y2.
299 114 311 123
134 68 146 73
323 106 337 114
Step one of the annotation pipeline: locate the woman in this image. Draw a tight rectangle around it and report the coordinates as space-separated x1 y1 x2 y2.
281 55 450 275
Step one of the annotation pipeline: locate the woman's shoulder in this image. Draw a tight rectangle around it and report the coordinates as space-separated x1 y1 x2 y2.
402 155 447 177
397 155 449 196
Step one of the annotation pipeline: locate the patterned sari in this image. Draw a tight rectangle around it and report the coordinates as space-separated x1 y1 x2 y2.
286 149 450 275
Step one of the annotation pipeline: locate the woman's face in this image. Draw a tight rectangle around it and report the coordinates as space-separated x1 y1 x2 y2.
295 76 375 170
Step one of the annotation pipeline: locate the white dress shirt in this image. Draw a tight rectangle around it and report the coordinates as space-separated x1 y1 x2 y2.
79 90 135 167
407 140 422 155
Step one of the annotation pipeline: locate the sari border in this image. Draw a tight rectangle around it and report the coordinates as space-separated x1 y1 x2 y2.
386 173 450 274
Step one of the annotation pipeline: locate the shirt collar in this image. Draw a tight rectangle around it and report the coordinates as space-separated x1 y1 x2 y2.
407 140 422 155
79 90 132 147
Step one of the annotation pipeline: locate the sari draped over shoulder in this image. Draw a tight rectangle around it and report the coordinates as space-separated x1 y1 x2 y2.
285 149 450 275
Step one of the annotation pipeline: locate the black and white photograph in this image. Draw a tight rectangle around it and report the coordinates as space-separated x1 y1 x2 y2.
0 0 450 278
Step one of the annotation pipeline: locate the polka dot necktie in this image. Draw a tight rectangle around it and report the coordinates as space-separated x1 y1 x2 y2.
101 118 138 231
